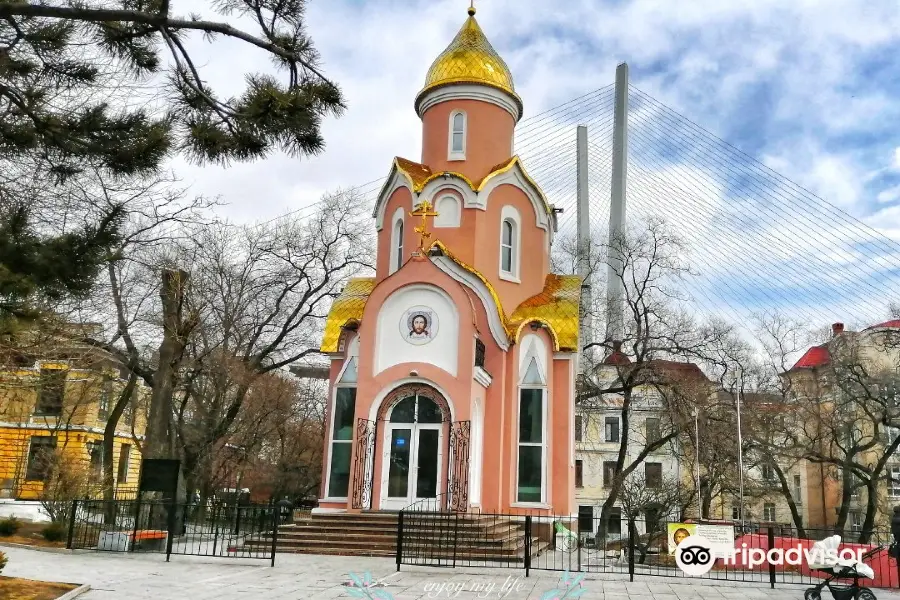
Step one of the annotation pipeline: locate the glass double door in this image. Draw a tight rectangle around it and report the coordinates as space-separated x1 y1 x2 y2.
382 423 442 510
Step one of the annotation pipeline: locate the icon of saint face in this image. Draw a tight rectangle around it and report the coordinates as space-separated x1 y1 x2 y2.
673 528 690 546
411 315 428 336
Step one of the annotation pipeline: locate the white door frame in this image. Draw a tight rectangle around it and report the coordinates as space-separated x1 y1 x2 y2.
380 421 444 511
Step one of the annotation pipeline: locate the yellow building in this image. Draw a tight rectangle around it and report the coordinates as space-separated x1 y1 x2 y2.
0 351 147 500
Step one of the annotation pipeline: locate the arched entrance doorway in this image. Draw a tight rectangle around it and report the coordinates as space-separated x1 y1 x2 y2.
380 390 448 510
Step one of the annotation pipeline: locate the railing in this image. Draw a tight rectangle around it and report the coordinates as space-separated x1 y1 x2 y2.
395 511 900 591
66 498 281 564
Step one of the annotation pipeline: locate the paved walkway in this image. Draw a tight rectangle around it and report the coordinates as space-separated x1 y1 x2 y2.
4 546 900 599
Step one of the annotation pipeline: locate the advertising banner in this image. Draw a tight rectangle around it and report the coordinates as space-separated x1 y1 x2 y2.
667 523 735 557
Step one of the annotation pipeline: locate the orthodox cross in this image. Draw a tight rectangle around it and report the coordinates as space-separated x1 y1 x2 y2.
410 200 439 252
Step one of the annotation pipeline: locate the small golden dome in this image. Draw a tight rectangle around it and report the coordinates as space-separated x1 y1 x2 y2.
417 9 521 109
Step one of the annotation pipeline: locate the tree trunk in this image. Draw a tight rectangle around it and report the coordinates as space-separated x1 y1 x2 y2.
834 466 852 533
145 269 192 461
103 374 138 524
774 464 807 538
858 480 878 544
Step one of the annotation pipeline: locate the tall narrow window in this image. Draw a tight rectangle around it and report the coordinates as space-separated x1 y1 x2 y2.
328 386 357 498
35 368 65 416
517 388 544 503
575 459 584 488
890 466 900 498
394 220 404 273
117 444 131 483
25 436 57 481
98 378 112 421
793 474 803 504
605 417 619 443
449 111 466 159
88 441 103 479
603 461 618 488
501 219 514 273
645 418 660 446
574 415 583 442
645 462 662 488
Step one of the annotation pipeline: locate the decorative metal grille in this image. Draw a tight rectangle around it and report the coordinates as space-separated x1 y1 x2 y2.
447 420 471 512
351 418 377 510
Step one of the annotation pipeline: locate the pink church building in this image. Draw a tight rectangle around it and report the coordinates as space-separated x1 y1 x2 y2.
317 6 581 518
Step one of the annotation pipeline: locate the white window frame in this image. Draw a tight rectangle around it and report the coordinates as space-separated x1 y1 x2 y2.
889 465 900 498
763 503 776 522
515 385 547 506
434 194 461 228
604 415 620 443
323 359 358 501
514 335 548 507
390 207 405 275
448 110 467 161
498 206 521 283
793 473 803 505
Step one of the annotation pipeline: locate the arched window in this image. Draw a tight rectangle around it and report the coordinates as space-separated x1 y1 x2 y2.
499 206 521 282
448 111 466 160
501 220 514 272
391 216 404 274
516 335 548 504
434 195 460 228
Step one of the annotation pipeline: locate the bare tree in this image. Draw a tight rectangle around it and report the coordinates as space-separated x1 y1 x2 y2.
753 317 900 541
618 472 688 563
575 219 730 535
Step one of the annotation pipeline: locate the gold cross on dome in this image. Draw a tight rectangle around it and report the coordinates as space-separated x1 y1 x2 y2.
410 200 439 252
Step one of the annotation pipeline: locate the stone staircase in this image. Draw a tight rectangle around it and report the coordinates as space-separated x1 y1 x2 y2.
243 511 548 561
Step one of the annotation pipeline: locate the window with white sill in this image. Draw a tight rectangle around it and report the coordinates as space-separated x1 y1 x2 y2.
517 337 547 504
392 218 404 274
448 111 466 160
499 206 521 281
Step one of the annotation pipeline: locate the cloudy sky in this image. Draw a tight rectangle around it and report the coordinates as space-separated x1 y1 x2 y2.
166 0 900 326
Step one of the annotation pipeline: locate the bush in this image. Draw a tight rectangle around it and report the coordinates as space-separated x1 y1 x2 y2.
0 517 20 536
0 550 7 573
41 522 66 542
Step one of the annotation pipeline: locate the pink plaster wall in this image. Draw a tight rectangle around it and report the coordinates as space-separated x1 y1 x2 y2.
376 187 414 282
421 99 515 182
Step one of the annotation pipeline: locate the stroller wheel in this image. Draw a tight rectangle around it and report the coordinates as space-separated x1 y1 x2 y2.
803 589 821 600
855 587 876 600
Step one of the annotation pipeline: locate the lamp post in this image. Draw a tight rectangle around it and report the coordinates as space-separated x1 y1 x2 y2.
693 407 701 520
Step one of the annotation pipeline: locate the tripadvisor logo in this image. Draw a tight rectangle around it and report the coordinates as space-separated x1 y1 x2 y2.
675 534 868 576
675 535 715 576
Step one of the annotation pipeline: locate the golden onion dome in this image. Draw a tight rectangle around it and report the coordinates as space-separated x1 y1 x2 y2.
416 6 522 114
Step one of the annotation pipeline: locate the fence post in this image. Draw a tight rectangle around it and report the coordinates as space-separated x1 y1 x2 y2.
767 526 776 589
165 500 176 562
395 510 404 572
576 512 582 572
130 496 142 553
270 506 279 568
524 516 532 578
65 500 78 550
628 523 635 583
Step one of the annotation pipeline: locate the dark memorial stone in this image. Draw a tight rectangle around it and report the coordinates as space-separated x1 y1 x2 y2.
139 459 181 498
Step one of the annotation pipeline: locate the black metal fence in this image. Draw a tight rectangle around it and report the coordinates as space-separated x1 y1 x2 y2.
396 507 900 591
66 498 282 564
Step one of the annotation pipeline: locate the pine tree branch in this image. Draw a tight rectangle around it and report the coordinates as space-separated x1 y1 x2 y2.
0 3 338 89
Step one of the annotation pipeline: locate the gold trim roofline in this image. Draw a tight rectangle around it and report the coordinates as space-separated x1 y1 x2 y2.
374 156 554 222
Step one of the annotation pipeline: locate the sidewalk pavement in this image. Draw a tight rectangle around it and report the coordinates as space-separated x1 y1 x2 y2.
4 545 900 599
